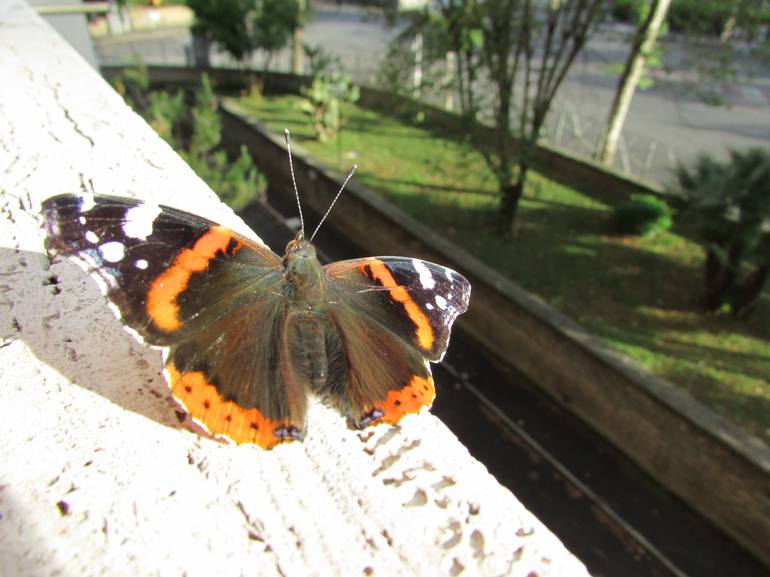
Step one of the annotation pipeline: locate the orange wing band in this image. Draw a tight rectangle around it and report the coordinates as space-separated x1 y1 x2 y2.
362 260 434 351
166 363 295 449
370 375 435 425
147 226 242 332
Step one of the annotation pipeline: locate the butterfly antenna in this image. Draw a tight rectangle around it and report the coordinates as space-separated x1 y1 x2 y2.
309 164 357 242
284 128 305 237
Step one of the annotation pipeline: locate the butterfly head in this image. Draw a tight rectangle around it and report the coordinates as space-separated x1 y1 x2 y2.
283 233 325 307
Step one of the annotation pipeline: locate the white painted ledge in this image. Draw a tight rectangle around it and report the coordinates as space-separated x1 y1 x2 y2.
0 2 589 576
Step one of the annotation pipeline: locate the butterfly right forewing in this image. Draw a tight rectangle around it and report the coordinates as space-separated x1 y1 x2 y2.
43 194 306 448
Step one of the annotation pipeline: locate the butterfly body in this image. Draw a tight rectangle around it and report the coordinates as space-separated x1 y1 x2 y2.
43 194 471 449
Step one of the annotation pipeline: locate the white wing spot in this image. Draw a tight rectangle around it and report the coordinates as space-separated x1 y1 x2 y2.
435 295 448 310
426 303 435 311
80 195 95 212
78 216 87 225
123 202 161 240
135 259 149 270
99 241 125 263
413 259 436 290
444 267 454 281
85 230 99 244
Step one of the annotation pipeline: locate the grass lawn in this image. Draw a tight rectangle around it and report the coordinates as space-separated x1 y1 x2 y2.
234 94 770 444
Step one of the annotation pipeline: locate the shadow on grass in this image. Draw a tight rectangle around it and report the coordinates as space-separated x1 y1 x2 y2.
359 173 497 196
597 324 770 442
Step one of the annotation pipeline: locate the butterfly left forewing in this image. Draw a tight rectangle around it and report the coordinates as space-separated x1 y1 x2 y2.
42 194 281 345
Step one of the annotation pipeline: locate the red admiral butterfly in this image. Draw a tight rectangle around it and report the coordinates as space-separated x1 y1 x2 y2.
42 134 470 449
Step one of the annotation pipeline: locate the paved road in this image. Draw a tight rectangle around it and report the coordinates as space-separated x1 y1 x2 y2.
94 1 770 185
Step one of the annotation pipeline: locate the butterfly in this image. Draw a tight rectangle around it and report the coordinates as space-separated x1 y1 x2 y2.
42 137 470 449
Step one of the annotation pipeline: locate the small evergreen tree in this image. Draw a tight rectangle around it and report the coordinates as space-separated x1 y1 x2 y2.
114 64 266 211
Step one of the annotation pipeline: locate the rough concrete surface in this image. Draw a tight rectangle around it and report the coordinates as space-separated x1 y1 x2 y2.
0 2 588 576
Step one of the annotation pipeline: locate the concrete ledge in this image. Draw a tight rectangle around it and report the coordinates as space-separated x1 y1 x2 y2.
220 99 770 568
0 3 588 576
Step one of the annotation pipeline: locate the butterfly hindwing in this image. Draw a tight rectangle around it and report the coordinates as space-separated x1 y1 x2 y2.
165 302 306 448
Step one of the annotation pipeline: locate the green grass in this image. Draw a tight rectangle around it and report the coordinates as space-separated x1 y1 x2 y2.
234 94 770 444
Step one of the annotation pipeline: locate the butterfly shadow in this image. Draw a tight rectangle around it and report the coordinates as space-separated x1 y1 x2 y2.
2 246 192 438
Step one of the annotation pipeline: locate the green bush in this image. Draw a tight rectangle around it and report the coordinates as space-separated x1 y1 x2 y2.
612 194 673 236
676 148 770 316
667 0 732 35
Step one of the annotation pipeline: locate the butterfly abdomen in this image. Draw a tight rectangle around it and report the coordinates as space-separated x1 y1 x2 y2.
285 310 332 392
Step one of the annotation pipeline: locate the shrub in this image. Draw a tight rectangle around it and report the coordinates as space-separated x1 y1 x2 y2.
676 148 770 316
610 0 647 24
612 194 673 237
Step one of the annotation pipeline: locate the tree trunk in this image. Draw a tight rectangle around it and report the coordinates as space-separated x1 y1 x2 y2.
735 263 769 317
597 0 672 166
704 248 724 310
500 164 528 232
291 26 304 74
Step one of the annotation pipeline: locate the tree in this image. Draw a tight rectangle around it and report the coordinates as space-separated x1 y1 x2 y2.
471 0 608 230
598 0 770 166
676 147 770 317
252 0 302 71
291 0 311 74
186 0 301 67
383 1 608 230
597 0 672 166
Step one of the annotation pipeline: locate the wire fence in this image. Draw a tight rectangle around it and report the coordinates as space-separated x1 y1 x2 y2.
94 29 684 186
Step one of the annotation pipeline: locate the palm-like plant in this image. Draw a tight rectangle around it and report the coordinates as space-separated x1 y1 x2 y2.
677 147 770 316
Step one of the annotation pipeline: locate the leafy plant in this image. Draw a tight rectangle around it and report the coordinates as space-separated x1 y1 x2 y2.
188 74 221 157
300 45 359 142
612 194 673 236
186 0 257 61
676 147 770 316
